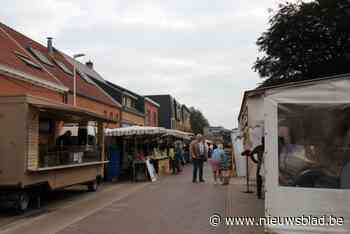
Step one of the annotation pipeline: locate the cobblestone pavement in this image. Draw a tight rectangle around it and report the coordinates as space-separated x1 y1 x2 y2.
58 164 264 234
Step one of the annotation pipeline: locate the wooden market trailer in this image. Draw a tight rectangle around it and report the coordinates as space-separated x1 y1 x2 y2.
0 95 113 212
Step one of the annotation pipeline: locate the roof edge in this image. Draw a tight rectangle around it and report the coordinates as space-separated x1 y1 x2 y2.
144 97 160 107
0 63 68 93
59 51 122 108
238 73 350 123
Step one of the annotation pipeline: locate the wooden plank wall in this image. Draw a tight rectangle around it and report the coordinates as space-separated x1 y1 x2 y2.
27 108 39 170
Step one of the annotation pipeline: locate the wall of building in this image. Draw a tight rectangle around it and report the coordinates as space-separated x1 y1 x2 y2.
144 100 159 127
181 111 191 132
0 74 64 102
147 95 172 129
67 94 121 129
121 110 145 126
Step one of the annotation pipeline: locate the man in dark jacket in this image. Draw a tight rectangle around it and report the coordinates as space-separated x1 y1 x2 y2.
249 137 264 199
190 134 208 183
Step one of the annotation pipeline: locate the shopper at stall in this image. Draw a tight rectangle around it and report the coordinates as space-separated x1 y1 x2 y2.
217 144 230 185
209 144 221 184
249 137 265 199
207 142 213 159
190 134 208 183
169 144 180 174
175 142 183 172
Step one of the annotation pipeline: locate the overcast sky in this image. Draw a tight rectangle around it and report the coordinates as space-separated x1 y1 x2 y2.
1 0 284 129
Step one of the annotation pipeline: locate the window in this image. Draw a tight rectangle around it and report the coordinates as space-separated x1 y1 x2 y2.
63 93 68 104
126 98 132 108
153 112 157 126
278 103 350 189
54 59 73 76
146 110 151 125
15 52 42 70
104 111 107 117
28 47 54 66
110 112 113 120
124 96 136 109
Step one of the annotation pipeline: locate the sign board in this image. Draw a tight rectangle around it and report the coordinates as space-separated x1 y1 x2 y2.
146 159 157 182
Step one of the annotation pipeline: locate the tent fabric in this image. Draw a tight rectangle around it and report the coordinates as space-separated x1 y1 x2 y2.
162 129 192 140
105 126 192 140
231 130 246 177
263 78 350 233
247 96 264 128
105 126 166 136
249 125 263 149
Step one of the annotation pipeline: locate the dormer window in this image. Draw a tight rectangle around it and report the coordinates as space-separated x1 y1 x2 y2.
54 59 73 76
28 47 54 66
15 51 42 70
123 95 136 109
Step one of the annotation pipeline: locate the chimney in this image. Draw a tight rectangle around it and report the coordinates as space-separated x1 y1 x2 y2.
86 60 93 69
47 37 53 54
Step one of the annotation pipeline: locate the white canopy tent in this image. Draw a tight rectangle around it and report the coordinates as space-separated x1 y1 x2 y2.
245 75 350 234
162 129 192 140
106 126 193 141
231 129 246 177
105 126 166 137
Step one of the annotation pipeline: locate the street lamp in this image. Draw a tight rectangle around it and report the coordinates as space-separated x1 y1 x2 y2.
73 53 85 106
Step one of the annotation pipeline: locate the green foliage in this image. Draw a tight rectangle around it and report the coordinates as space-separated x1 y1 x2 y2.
189 107 210 134
254 0 350 86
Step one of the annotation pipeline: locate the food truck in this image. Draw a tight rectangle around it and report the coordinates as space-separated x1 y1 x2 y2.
0 95 113 212
239 75 350 233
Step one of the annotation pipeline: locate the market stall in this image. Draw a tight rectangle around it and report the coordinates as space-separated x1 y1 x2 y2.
163 129 193 164
0 95 115 212
241 75 350 233
105 126 169 181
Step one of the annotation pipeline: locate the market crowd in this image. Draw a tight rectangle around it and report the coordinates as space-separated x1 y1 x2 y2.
189 134 231 185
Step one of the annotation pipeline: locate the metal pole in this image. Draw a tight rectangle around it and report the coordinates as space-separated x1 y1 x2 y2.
244 154 253 193
72 53 85 106
73 62 77 106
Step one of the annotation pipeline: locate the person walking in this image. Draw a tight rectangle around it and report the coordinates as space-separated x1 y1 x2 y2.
218 144 230 185
209 144 221 184
168 143 179 175
207 142 213 159
249 137 265 199
175 142 183 173
190 134 207 183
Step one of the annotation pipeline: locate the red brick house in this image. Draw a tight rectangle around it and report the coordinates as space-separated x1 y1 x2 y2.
0 22 121 127
0 24 67 102
144 97 159 127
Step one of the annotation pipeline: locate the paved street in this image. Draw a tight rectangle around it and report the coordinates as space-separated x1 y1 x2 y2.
0 164 263 234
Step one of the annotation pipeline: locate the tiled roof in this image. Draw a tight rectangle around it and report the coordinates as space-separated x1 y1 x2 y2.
63 54 106 83
0 24 64 88
0 22 119 108
91 77 144 115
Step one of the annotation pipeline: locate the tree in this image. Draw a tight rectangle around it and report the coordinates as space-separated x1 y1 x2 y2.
189 107 210 134
253 0 350 87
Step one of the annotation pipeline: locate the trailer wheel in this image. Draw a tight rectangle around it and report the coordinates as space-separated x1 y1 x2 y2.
87 180 98 192
15 191 30 213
